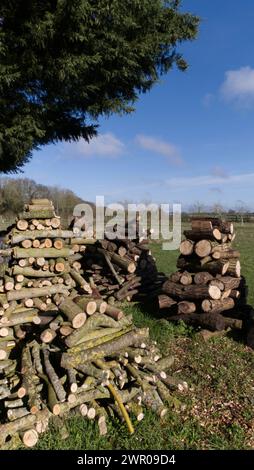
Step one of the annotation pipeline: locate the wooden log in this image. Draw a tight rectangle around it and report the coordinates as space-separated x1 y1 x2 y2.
167 312 227 331
97 248 136 273
193 272 214 285
17 220 29 231
55 258 66 273
209 279 224 292
162 280 221 300
18 346 41 413
59 298 87 329
1 309 40 327
6 285 69 301
184 228 222 242
31 199 52 206
40 328 57 343
202 297 235 313
12 265 57 278
212 249 240 260
191 217 233 234
169 272 182 283
230 289 240 299
19 209 56 220
94 299 107 314
158 295 177 310
61 328 149 368
73 296 97 316
191 219 212 231
177 256 229 276
226 259 241 277
4 275 14 291
179 272 193 286
32 239 41 248
177 301 196 314
195 240 213 258
50 217 61 228
179 240 194 256
13 247 71 259
0 409 52 447
216 276 242 290
42 348 66 402
105 304 124 321
44 238 53 248
11 230 74 245
21 239 32 249
53 239 64 250
69 269 92 294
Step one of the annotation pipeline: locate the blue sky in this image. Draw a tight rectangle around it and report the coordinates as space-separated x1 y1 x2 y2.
15 0 254 210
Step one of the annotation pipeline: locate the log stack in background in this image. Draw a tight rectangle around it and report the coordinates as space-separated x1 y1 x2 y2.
0 200 186 449
158 217 248 332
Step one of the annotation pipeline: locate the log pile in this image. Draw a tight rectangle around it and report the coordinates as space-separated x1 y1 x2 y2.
79 237 163 303
158 217 248 332
0 200 186 448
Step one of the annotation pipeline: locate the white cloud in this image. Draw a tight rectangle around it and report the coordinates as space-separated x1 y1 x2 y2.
221 66 254 106
136 134 183 165
63 133 125 158
165 172 254 190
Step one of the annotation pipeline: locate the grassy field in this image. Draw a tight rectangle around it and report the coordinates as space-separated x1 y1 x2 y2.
30 224 254 450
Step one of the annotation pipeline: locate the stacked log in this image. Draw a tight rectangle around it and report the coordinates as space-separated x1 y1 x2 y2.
78 237 163 303
0 200 186 448
158 217 248 332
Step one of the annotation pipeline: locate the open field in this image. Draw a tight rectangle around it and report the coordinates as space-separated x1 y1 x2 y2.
15 224 254 450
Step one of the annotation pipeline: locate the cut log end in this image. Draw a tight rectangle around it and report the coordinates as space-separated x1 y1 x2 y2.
72 312 87 329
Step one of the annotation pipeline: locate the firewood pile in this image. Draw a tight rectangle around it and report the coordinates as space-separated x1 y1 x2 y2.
79 237 164 303
157 217 248 332
0 199 186 449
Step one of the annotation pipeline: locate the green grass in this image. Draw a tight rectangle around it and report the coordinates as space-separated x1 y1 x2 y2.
33 225 254 449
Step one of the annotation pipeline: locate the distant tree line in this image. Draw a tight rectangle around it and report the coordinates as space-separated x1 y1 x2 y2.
0 177 84 222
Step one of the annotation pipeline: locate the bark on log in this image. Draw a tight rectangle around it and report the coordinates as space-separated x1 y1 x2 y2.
177 256 229 276
7 285 69 301
11 230 74 245
42 348 66 402
61 328 149 368
73 296 97 315
193 272 214 285
202 297 235 313
162 280 221 300
69 269 92 294
158 295 177 310
177 301 196 314
216 276 242 290
226 259 241 277
184 229 222 242
19 209 56 220
167 312 227 331
59 298 87 329
13 247 71 259
97 248 136 274
12 266 57 278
